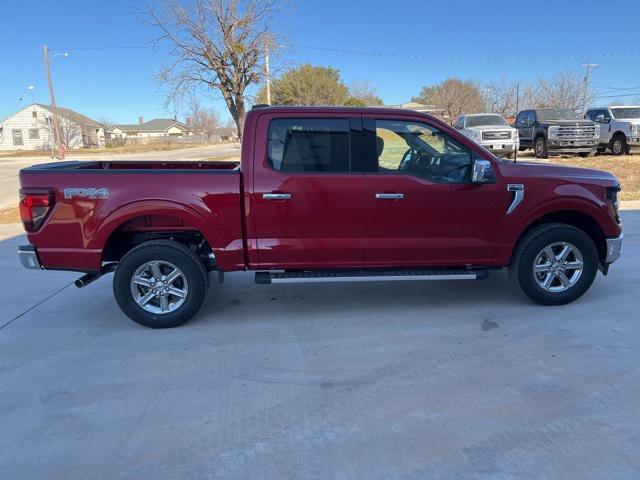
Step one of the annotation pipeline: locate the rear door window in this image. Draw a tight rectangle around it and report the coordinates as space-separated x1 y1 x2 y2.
268 119 351 172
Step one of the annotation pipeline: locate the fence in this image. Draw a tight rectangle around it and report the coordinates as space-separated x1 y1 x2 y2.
106 134 215 146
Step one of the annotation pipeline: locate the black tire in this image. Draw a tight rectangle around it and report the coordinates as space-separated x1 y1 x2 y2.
113 240 209 328
509 223 598 306
534 136 549 159
610 134 628 156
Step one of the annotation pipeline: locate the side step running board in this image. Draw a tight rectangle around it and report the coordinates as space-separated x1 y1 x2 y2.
255 269 488 285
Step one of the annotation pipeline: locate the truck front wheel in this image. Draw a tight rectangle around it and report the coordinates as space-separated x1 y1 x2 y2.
509 223 598 305
610 134 628 156
534 136 549 159
113 240 209 328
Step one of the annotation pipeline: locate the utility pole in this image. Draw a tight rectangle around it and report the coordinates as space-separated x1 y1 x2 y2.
581 63 598 114
43 45 64 159
265 41 271 105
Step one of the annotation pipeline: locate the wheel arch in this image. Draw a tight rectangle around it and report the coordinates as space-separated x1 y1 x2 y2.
94 200 220 266
510 209 607 263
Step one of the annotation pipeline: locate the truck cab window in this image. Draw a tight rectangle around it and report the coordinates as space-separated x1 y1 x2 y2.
268 118 350 172
374 119 472 183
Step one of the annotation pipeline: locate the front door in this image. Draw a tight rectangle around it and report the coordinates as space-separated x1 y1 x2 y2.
363 115 502 267
516 110 534 147
251 115 366 269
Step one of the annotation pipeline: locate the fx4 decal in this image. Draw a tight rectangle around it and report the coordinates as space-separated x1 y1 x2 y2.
63 187 110 200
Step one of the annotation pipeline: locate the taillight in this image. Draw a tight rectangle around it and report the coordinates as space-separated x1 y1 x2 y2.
19 189 55 232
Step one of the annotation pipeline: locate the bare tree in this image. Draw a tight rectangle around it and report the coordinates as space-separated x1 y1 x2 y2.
537 71 589 111
348 79 384 106
186 98 222 140
141 0 284 139
40 116 82 148
482 77 519 118
98 117 115 133
412 78 486 121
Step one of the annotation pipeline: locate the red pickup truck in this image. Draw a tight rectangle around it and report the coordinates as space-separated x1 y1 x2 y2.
18 106 623 328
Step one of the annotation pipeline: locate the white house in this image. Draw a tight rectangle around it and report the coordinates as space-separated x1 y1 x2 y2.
110 117 191 140
0 103 105 151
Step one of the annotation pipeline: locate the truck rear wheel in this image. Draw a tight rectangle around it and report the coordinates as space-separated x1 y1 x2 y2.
509 223 598 305
113 240 209 328
534 136 549 159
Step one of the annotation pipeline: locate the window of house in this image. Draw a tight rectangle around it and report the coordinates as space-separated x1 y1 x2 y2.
32 110 37 119
12 129 24 146
268 119 350 172
373 119 472 183
28 129 39 140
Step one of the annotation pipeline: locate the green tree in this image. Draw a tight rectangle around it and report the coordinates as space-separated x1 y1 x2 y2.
257 64 383 106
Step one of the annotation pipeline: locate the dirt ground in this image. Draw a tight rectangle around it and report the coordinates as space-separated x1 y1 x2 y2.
0 142 215 158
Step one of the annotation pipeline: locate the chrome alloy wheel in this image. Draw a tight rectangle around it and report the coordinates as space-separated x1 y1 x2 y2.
532 242 584 293
130 260 188 314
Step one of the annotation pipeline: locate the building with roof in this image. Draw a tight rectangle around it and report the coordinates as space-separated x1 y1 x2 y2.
383 102 448 120
0 103 105 151
109 117 191 141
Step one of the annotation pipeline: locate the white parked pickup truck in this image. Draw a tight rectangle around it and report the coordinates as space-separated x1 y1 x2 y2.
585 106 640 155
453 113 519 158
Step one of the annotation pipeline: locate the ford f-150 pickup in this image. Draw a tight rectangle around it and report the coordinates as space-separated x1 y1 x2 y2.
18 106 623 328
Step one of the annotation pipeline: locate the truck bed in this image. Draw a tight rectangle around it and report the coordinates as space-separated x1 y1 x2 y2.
20 160 244 272
23 159 240 172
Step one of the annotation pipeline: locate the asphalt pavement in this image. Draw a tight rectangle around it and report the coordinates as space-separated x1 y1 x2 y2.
0 212 638 479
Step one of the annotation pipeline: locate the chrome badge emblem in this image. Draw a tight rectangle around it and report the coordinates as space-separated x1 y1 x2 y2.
63 187 109 200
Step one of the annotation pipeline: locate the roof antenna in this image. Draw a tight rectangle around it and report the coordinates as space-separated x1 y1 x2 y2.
513 83 519 164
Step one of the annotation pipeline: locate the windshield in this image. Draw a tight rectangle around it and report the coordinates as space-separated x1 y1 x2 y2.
536 109 582 121
465 115 508 127
610 107 640 119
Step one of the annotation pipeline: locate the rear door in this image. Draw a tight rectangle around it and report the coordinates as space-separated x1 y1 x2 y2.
362 114 502 266
251 113 366 269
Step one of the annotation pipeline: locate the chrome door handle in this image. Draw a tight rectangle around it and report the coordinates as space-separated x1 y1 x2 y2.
262 193 292 200
375 193 404 200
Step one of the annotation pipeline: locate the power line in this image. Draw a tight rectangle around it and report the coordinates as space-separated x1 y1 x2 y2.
592 92 640 99
292 44 640 63
49 43 640 63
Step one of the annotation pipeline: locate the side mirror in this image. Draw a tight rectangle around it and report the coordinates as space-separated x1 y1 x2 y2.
595 114 605 123
471 159 495 184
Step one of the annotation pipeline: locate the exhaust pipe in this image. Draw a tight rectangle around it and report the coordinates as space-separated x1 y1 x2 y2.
75 273 101 288
74 263 117 289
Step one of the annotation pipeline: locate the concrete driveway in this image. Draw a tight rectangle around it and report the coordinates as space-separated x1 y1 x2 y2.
0 143 240 209
0 213 638 479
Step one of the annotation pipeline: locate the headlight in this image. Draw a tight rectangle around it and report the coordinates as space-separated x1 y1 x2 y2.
593 124 600 138
606 186 620 223
548 126 559 139
632 124 640 135
465 130 481 142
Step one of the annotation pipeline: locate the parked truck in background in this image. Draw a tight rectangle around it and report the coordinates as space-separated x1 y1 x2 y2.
18 106 623 328
453 113 519 158
515 108 599 158
585 106 640 155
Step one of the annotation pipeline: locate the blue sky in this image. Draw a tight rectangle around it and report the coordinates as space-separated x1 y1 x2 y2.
1 0 639 123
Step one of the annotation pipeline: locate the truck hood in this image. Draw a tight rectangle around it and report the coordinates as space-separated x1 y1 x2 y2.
466 125 516 132
518 161 618 183
614 118 640 124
